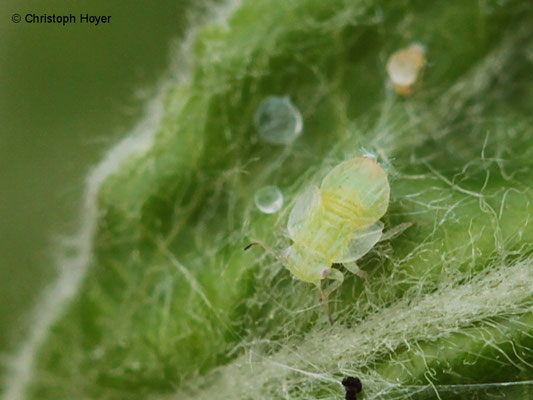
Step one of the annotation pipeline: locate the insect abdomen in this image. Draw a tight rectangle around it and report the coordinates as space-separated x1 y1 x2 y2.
321 191 363 224
294 205 353 263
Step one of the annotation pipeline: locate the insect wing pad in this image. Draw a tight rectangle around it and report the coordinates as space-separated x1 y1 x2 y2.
335 221 384 263
287 185 322 239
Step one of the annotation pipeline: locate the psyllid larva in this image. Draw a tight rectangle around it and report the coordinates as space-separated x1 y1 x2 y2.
246 157 390 324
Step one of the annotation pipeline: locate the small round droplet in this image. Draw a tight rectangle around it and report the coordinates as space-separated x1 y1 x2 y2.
254 185 284 214
254 96 303 144
386 43 426 95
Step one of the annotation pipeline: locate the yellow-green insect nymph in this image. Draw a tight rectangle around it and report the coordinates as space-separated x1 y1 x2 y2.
247 157 390 323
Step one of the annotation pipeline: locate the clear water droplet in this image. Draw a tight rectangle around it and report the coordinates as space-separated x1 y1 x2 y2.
254 96 303 144
254 185 284 214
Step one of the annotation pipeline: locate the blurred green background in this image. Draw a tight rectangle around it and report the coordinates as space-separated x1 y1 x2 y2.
0 0 190 351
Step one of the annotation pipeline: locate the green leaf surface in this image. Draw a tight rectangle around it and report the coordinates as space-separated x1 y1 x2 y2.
7 0 533 399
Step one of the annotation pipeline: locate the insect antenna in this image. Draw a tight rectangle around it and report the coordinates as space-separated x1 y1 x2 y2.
244 241 281 262
243 242 260 251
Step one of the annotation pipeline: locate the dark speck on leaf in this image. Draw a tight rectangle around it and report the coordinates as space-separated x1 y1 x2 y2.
342 376 362 400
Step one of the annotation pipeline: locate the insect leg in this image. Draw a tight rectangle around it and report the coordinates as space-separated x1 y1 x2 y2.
343 262 370 283
378 221 414 242
324 268 344 296
320 268 344 325
319 288 334 326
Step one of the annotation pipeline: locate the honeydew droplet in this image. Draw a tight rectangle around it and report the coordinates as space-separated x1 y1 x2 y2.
254 96 303 144
254 185 284 214
386 43 426 95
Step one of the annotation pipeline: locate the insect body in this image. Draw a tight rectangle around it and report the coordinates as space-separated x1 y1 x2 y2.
247 157 390 324
284 157 390 322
